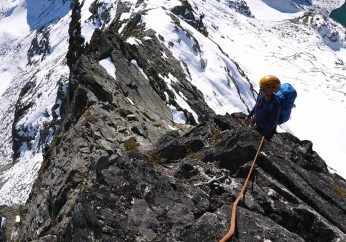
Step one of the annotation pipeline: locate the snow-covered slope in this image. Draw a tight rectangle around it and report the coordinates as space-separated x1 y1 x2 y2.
0 0 71 205
0 0 345 206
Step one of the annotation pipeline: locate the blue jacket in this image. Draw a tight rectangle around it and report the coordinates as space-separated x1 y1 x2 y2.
249 94 281 137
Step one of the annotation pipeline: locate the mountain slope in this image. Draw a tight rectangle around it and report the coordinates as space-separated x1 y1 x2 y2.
0 0 71 205
0 0 345 240
0 0 345 207
0 0 344 240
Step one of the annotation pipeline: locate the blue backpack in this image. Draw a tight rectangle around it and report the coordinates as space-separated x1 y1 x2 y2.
275 83 297 125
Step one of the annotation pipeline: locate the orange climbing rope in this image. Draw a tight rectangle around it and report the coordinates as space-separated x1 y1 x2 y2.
219 136 265 242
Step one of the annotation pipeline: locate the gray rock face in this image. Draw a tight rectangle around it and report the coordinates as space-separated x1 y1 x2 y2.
228 0 253 17
15 109 346 241
171 0 208 36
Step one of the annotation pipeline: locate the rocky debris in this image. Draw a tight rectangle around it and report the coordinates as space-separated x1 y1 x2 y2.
171 0 208 36
11 77 68 161
11 80 39 160
228 0 253 17
38 80 68 150
292 11 345 49
27 28 51 65
89 0 113 27
15 111 346 241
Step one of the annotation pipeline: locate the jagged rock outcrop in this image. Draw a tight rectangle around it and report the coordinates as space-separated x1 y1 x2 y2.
228 0 253 17
171 0 208 36
14 110 346 241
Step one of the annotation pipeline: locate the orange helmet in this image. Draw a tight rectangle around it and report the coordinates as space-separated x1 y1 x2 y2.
259 75 281 92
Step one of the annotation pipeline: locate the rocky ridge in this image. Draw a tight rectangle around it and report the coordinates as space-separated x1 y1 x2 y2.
11 110 346 241
0 0 345 241
8 15 346 238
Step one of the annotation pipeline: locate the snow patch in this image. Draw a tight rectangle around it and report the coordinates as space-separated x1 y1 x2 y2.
169 105 187 124
0 5 30 46
126 37 142 45
0 152 42 205
99 57 116 79
131 59 149 80
168 85 199 123
127 97 134 105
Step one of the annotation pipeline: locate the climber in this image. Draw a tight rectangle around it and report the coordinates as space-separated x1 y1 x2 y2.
245 75 281 140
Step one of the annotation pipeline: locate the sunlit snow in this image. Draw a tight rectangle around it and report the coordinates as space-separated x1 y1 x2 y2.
0 152 42 205
126 37 142 45
0 0 71 205
99 57 116 79
0 1 30 96
169 105 187 124
131 59 149 80
142 7 254 115
246 0 303 20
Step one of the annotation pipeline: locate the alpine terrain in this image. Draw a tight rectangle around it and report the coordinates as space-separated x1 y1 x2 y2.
0 0 345 241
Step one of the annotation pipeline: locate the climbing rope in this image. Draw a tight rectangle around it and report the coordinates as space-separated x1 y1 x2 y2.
219 136 265 242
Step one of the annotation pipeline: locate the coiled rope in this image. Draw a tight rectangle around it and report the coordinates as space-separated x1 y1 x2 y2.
219 136 265 242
